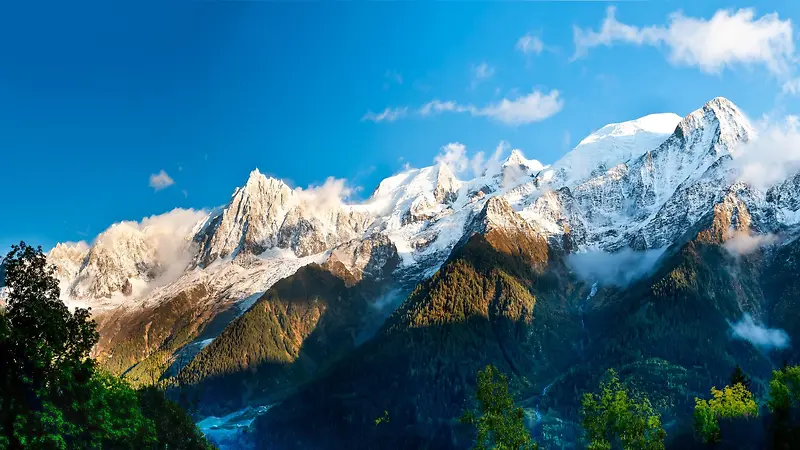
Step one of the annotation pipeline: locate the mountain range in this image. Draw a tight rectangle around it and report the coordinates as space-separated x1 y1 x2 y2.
7 96 800 448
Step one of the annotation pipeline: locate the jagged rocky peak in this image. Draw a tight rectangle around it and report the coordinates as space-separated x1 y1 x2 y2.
466 197 552 266
195 169 296 265
48 242 90 292
196 168 375 263
325 233 399 283
674 96 753 153
433 162 460 204
468 197 535 236
69 223 160 299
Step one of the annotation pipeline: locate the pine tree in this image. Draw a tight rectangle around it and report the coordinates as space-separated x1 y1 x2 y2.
730 364 751 391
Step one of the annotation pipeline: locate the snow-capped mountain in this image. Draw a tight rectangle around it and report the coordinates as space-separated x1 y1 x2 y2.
515 97 759 251
39 96 800 380
542 112 683 189
45 97 766 306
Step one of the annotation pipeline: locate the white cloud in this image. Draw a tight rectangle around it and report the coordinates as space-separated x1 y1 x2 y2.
475 90 564 125
471 62 495 88
417 90 563 125
517 34 544 55
434 142 470 173
783 77 800 95
731 115 800 190
99 208 209 292
295 177 354 212
362 107 408 123
724 231 778 256
730 314 790 350
573 7 795 75
568 248 666 286
434 141 507 178
419 100 463 116
149 170 175 191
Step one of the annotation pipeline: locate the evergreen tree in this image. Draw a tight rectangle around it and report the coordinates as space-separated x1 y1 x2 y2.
461 365 538 450
730 365 751 391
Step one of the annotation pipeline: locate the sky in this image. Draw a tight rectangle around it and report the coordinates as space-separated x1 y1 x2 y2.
2 0 800 252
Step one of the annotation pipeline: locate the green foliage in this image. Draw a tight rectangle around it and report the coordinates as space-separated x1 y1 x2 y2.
374 410 390 426
768 364 800 413
0 242 100 448
0 242 213 449
138 386 214 449
693 383 758 444
461 365 538 450
580 369 665 450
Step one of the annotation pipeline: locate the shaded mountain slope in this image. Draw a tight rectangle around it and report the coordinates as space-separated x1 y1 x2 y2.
251 201 587 449
176 262 397 415
540 195 778 444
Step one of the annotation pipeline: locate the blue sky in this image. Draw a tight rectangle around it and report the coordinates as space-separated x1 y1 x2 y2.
2 0 800 252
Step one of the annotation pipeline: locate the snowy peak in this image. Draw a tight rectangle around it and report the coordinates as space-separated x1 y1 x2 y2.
433 163 461 204
545 112 682 188
66 209 206 300
674 96 753 154
196 171 296 265
502 149 544 180
196 169 375 264
48 242 90 294
578 113 682 147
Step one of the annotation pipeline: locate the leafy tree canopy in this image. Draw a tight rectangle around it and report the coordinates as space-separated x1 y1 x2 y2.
580 369 666 450
461 365 538 450
0 242 213 449
768 364 800 413
693 382 758 444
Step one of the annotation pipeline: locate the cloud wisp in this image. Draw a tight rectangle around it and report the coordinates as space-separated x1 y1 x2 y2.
517 34 545 55
573 7 795 76
418 89 564 125
471 62 495 88
362 107 408 123
295 177 355 213
567 247 666 287
730 314 790 350
433 142 507 178
724 231 778 256
731 115 800 191
149 170 175 191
